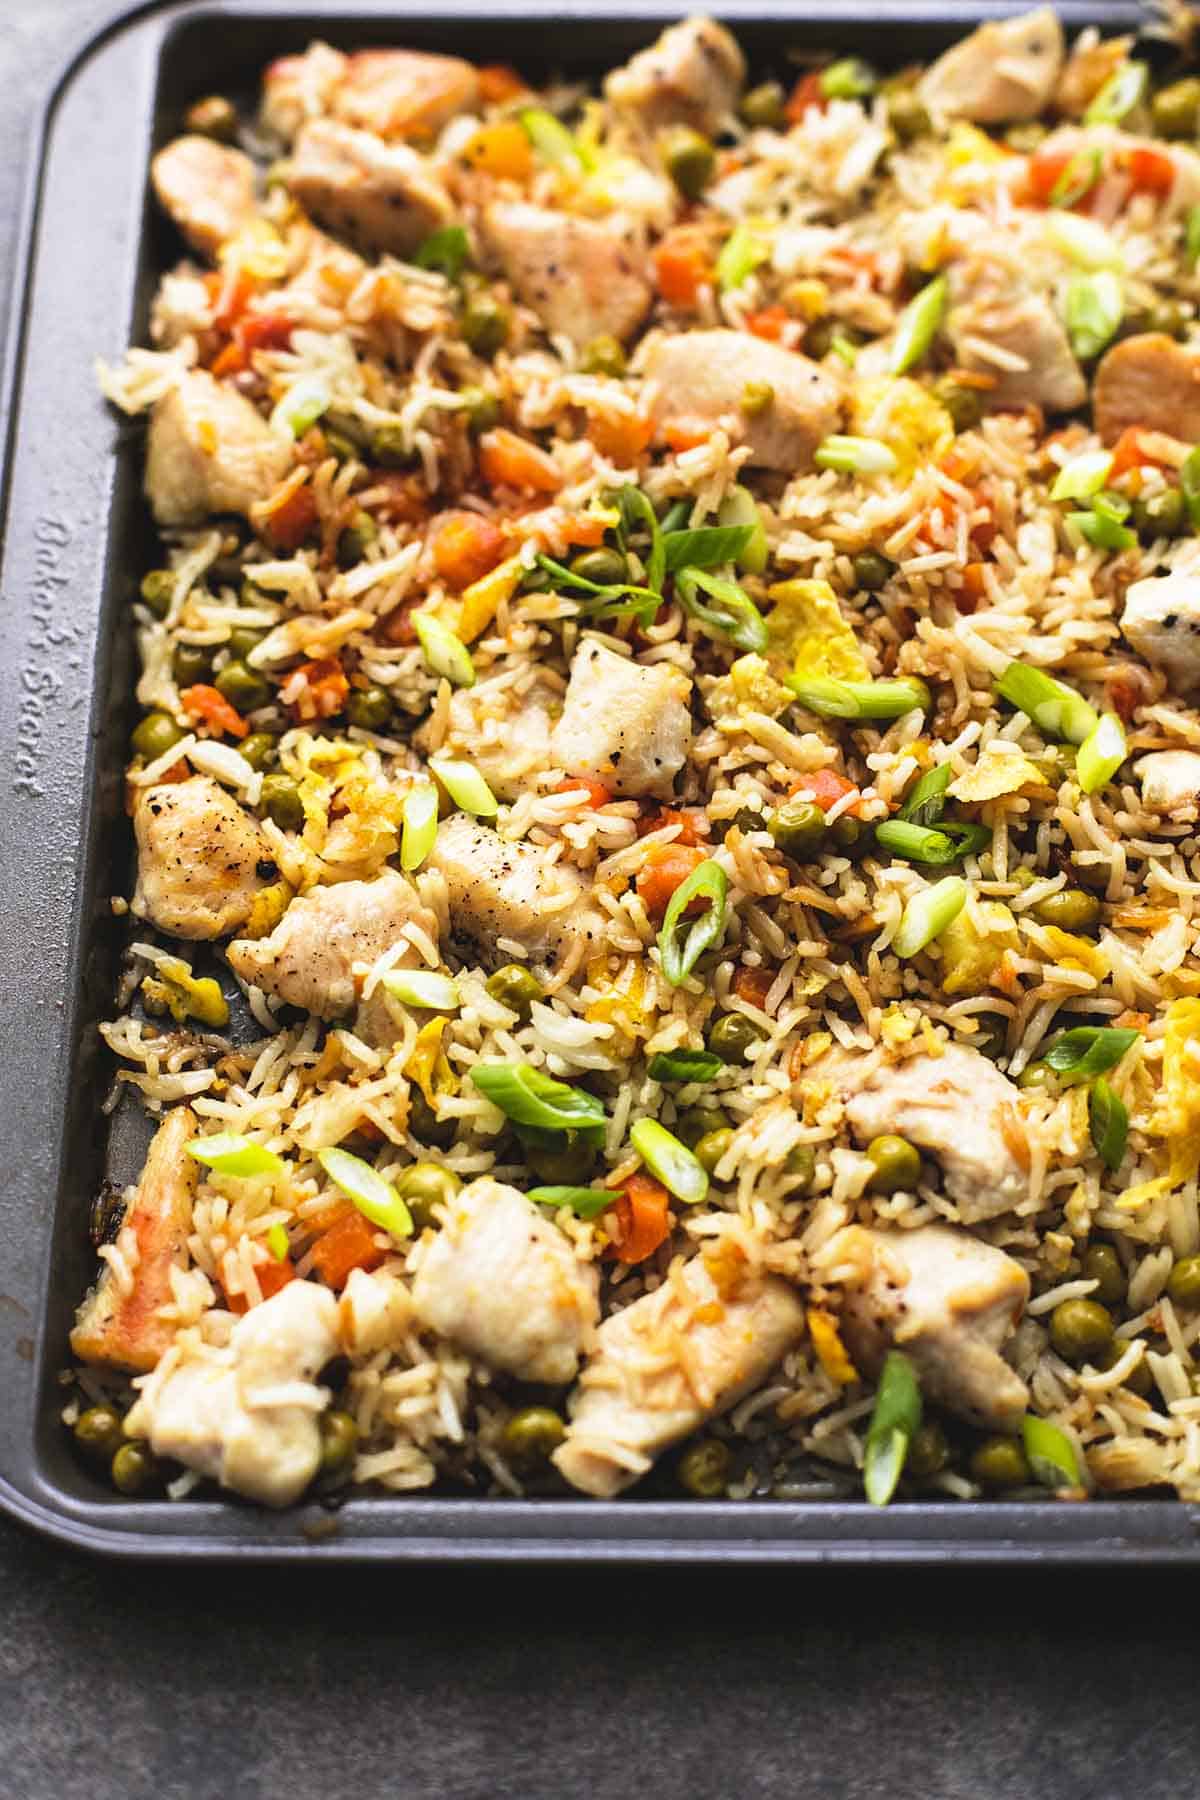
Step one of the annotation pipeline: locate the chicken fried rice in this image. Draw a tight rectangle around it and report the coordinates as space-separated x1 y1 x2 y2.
66 9 1200 1514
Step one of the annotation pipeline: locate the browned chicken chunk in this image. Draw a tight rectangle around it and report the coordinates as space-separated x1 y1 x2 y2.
426 814 603 974
1093 334 1200 446
604 16 746 137
145 371 292 527
262 42 479 144
288 119 455 258
150 135 258 260
482 202 653 348
132 776 272 941
919 6 1063 123
641 329 841 472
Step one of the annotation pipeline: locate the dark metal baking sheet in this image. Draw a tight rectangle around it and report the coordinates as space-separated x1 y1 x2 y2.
5 0 1196 1562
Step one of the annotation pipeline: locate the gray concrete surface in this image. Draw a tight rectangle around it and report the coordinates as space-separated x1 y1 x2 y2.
1 7 1198 1798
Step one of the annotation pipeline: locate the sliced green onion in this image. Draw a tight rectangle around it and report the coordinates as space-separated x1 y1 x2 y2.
658 857 728 988
414 612 475 688
1088 1077 1128 1172
470 1062 607 1138
430 755 498 818
1187 206 1200 268
266 1222 291 1262
820 56 876 99
1042 1026 1139 1085
527 1186 614 1218
401 782 439 872
898 762 952 826
413 224 471 281
893 876 968 958
1050 450 1114 503
1072 496 1137 552
787 674 931 721
519 106 585 171
1181 445 1200 527
381 969 461 1010
715 222 768 292
717 487 769 573
994 662 1099 745
1043 211 1124 272
675 567 768 653
317 1146 413 1240
864 1350 922 1506
615 483 665 593
1022 1414 1080 1489
269 376 331 440
647 1049 723 1084
184 1134 285 1180
875 820 989 865
1065 269 1123 361
814 435 898 476
662 523 756 573
629 1118 709 1205
1076 710 1126 794
659 499 691 534
1084 59 1147 125
891 275 947 376
1050 147 1102 209
830 332 859 366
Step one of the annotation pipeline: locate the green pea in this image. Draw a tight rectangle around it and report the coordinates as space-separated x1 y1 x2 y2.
1152 77 1200 139
570 547 628 586
324 429 361 464
830 815 864 857
1095 1340 1153 1397
785 1143 816 1192
661 125 716 200
238 731 278 771
73 1405 124 1463
1049 1297 1114 1363
214 659 271 713
1132 487 1186 540
865 1134 922 1194
1167 1255 1200 1307
345 684 393 730
852 550 894 591
579 335 627 378
1029 889 1102 931
740 379 776 416
740 81 787 130
677 1437 733 1497
676 1105 729 1148
111 1441 160 1495
906 1420 950 1480
706 1013 766 1063
461 294 511 358
502 1406 566 1467
394 1162 462 1230
131 710 185 761
337 509 380 568
260 772 304 831
227 625 267 660
1083 1243 1127 1307
969 1436 1030 1490
932 375 985 433
408 1087 456 1150
694 1127 734 1174
172 642 213 685
185 94 238 141
319 1410 359 1477
485 963 543 1017
768 797 827 859
459 385 501 432
886 87 931 143
370 424 413 468
524 1131 596 1186
139 568 175 617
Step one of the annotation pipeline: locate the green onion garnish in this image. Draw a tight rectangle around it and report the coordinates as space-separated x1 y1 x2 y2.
1022 1414 1081 1490
470 1062 607 1138
675 567 769 653
519 106 586 171
647 1049 723 1084
863 1350 922 1506
430 755 498 818
527 1186 614 1218
1188 206 1200 268
1076 711 1126 794
1050 147 1102 209
893 876 968 958
657 857 729 988
1083 59 1147 125
1041 1026 1140 1085
820 56 877 99
1181 445 1200 527
898 762 951 826
814 435 898 476
1072 491 1136 552
266 1222 291 1262
414 612 476 688
1044 211 1124 271
1050 450 1114 503
787 674 932 721
891 275 947 376
994 662 1098 745
716 222 768 292
401 782 439 871
1065 269 1123 361
716 487 769 573
184 1134 285 1180
1088 1077 1128 1172
662 523 756 573
413 224 471 282
269 376 331 440
317 1146 413 1240
875 820 990 865
381 969 461 1010
629 1118 709 1205
616 484 665 593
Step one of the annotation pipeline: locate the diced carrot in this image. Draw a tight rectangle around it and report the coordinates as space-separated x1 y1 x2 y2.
587 408 654 465
1107 675 1142 725
744 304 790 342
179 683 250 740
606 1172 670 1265
237 311 296 355
261 477 318 551
462 118 533 179
959 561 987 613
553 776 613 807
1109 425 1170 479
432 510 508 590
733 964 775 1009
635 841 706 919
1125 145 1176 197
224 1255 297 1315
477 62 529 104
1026 146 1100 208
209 341 247 378
785 70 827 123
789 769 859 814
661 418 711 454
309 1209 386 1290
287 657 349 723
208 266 255 332
653 232 711 307
478 427 563 493
637 806 706 846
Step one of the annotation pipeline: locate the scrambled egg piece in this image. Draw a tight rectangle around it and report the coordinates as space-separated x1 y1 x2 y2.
949 750 1046 803
939 899 1018 997
765 580 868 681
850 378 954 480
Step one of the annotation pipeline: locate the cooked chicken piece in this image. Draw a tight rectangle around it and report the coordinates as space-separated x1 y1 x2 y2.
262 42 478 144
288 119 454 258
410 1178 599 1384
227 869 438 1019
1136 750 1200 815
71 1108 198 1373
338 1267 414 1357
132 777 271 941
551 640 692 800
947 282 1085 413
261 42 349 141
150 135 258 261
604 16 746 137
818 1044 1031 1223
919 7 1063 123
1121 574 1200 698
1094 335 1200 447
419 674 556 801
1054 32 1133 118
124 1280 340 1508
554 1257 806 1497
640 330 841 472
835 1224 1030 1430
145 370 292 527
426 814 603 974
482 202 653 348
